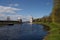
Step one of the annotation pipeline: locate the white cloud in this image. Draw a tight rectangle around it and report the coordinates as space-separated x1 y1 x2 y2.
9 3 19 7
0 14 5 16
0 5 30 21
0 6 22 14
0 14 32 21
0 5 23 20
14 4 19 7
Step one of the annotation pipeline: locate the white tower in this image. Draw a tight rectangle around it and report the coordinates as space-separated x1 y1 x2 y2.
18 17 21 21
30 16 33 23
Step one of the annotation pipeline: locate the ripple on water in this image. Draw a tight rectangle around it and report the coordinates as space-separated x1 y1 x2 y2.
0 23 48 40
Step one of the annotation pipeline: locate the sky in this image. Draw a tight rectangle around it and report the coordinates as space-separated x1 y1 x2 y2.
0 0 53 21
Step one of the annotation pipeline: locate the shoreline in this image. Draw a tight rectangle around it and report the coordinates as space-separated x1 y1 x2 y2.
33 22 51 40
0 21 22 26
33 22 60 40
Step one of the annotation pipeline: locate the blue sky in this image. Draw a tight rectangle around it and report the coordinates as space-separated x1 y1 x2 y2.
0 0 53 21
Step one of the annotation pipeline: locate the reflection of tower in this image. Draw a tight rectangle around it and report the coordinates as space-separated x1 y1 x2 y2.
30 16 33 23
7 16 10 21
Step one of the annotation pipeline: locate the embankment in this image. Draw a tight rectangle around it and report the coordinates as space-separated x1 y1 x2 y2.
33 22 60 40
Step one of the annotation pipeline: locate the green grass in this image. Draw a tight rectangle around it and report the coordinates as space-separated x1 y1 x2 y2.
45 23 60 40
33 22 60 40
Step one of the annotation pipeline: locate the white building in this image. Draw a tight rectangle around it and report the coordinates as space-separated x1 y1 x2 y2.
30 16 33 23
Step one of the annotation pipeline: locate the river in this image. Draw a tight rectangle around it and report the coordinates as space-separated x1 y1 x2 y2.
0 23 48 40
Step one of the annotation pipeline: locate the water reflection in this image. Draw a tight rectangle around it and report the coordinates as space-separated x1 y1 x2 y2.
0 23 48 40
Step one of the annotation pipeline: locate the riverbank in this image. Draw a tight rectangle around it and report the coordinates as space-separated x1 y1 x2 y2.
44 23 60 40
0 21 22 26
33 22 60 40
33 22 50 31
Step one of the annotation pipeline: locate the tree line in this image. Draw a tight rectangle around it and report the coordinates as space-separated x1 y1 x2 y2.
33 0 60 24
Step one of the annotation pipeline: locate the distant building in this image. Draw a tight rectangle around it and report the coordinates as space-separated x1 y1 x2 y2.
30 16 33 23
7 16 10 21
17 17 22 23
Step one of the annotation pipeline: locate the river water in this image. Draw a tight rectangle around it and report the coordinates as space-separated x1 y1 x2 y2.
0 23 48 40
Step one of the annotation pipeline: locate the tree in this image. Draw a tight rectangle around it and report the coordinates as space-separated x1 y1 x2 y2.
51 0 60 23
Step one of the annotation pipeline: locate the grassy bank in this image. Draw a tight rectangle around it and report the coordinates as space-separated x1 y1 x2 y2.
33 22 60 40
44 23 60 40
